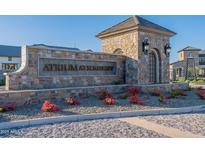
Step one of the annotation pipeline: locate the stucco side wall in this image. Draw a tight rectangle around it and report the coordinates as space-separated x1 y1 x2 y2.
171 60 187 80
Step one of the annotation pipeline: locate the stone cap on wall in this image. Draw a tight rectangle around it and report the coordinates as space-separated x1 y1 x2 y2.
24 45 127 56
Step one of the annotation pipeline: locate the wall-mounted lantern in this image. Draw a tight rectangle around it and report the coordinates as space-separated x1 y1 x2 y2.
164 43 171 57
142 39 149 55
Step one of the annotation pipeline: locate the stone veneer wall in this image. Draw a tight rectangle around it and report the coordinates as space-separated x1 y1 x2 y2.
137 31 170 84
100 29 171 84
100 30 139 84
0 83 188 106
101 30 139 60
5 46 127 90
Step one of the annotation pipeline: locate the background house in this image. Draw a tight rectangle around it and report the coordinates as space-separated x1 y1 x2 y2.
170 46 205 81
0 45 21 81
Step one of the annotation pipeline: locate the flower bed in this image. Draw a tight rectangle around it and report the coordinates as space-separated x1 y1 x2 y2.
0 90 204 123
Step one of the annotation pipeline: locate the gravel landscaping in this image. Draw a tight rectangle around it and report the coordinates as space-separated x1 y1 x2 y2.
1 90 205 122
0 119 167 138
140 111 205 136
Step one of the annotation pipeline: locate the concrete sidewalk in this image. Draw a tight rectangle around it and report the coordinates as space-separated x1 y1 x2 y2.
119 117 203 138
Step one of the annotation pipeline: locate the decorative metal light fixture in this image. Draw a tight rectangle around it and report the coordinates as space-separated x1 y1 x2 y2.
164 43 171 57
142 39 149 55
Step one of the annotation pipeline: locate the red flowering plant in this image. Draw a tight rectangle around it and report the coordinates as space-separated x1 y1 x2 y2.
0 102 16 112
65 97 80 105
41 100 60 112
97 90 113 100
129 95 145 105
103 97 116 105
127 86 140 96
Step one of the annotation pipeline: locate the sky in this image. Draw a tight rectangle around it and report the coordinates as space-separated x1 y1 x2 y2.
0 15 205 63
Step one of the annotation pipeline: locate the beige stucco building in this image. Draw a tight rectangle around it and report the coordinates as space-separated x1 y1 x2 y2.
170 46 205 80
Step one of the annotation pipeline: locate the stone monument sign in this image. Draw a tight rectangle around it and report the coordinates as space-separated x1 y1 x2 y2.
5 45 126 90
39 58 117 76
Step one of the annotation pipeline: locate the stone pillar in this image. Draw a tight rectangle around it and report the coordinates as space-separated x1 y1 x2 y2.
125 58 138 84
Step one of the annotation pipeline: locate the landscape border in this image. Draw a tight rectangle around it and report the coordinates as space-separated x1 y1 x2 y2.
1 104 205 130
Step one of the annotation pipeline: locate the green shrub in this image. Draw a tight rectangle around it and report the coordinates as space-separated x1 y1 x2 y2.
174 77 187 83
191 79 205 84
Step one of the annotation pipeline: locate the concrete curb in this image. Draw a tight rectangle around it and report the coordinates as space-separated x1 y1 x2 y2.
1 105 205 130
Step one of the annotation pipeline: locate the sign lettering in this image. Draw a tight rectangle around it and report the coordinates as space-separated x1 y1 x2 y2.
39 58 117 76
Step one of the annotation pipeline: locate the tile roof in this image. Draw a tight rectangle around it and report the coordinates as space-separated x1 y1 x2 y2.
178 46 202 52
0 45 21 57
96 16 176 38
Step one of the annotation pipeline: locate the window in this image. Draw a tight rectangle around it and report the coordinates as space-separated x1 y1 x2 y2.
8 56 12 61
199 58 205 65
176 68 182 77
199 58 205 62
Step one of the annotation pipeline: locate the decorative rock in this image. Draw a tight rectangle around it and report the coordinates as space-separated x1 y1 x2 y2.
0 119 167 138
